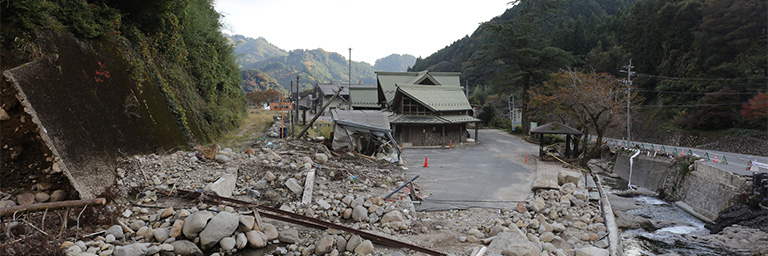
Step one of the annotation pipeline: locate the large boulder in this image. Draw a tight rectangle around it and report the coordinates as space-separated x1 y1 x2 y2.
246 230 268 248
199 211 239 250
315 235 334 255
182 210 213 239
171 240 203 256
575 246 609 256
488 228 540 256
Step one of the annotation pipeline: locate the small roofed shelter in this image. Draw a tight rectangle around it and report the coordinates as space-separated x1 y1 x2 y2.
331 110 401 162
530 122 582 158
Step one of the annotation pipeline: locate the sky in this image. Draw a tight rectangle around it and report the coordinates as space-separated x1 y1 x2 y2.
214 0 511 64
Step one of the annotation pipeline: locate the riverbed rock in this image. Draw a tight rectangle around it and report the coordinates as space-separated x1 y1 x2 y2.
16 192 35 205
352 206 368 222
106 225 125 240
279 228 299 244
50 190 67 202
113 243 148 256
489 229 540 256
182 210 213 239
346 235 362 252
171 240 203 256
315 235 334 255
315 153 328 164
261 223 279 240
153 227 171 243
34 192 50 202
199 211 239 250
381 210 404 224
354 240 374 255
220 237 236 251
575 246 609 256
245 230 268 248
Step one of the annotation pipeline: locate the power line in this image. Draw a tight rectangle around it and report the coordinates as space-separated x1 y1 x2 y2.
632 88 763 95
635 73 768 81
635 103 750 108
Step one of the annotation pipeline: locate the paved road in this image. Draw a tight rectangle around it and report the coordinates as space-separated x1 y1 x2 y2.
595 137 768 176
402 129 539 211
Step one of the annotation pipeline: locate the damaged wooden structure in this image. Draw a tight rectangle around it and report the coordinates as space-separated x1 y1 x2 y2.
330 110 401 162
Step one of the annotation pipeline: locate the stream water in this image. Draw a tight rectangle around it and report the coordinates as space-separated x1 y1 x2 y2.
599 175 745 256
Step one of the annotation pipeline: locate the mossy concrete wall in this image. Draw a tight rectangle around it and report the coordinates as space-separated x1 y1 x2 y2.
3 31 189 199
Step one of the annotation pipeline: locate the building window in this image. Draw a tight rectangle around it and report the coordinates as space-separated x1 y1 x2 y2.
402 98 428 115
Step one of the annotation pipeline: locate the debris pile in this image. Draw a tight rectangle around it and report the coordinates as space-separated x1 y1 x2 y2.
48 138 439 255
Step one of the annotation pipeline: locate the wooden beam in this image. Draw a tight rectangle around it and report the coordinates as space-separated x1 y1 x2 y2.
0 198 106 217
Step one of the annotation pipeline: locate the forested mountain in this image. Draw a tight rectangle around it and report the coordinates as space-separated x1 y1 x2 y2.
411 0 767 132
374 54 417 72
244 48 376 91
226 34 288 67
240 69 282 93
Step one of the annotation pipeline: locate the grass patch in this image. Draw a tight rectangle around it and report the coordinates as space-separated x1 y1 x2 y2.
217 108 275 149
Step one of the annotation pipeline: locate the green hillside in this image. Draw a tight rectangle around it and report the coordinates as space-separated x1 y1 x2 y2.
244 48 376 91
241 69 283 93
410 0 767 132
2 0 246 143
226 34 288 67
374 54 417 72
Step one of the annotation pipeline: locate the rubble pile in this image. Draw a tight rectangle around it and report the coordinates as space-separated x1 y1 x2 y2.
449 183 609 256
53 139 430 256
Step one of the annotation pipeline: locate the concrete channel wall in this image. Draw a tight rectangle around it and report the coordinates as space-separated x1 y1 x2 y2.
613 153 750 221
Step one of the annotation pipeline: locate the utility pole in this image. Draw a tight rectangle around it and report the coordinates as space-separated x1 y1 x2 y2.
289 81 293 139
621 59 635 148
295 76 300 139
348 48 352 109
509 94 515 131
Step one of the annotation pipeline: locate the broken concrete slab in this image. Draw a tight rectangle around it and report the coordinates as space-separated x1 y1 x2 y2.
302 170 315 204
205 170 237 198
285 178 303 195
2 31 190 198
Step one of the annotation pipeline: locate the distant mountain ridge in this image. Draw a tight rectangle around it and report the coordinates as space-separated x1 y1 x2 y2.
226 34 288 67
228 34 416 92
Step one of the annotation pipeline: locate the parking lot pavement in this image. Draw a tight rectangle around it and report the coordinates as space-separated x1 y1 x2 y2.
402 129 539 211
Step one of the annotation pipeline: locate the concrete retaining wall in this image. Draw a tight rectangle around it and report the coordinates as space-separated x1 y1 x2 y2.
678 162 749 221
613 153 749 221
613 153 674 192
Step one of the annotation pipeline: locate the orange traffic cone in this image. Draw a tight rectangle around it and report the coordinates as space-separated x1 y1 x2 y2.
525 152 528 164
423 157 429 167
449 140 452 149
714 156 718 163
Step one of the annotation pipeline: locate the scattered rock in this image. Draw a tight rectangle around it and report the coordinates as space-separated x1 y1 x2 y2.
352 206 368 222
16 192 35 205
0 108 9 121
34 192 50 202
245 230 267 248
182 210 213 239
261 223 279 240
285 178 303 195
354 240 374 255
215 154 231 163
381 210 404 224
171 240 203 256
153 227 171 243
575 246 609 256
346 235 362 252
315 235 334 255
161 207 175 219
264 171 277 182
220 237 236 251
236 233 247 249
279 228 299 244
204 172 237 197
199 211 239 250
170 219 184 238
113 243 148 256
106 225 125 240
239 215 255 232
315 153 328 164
